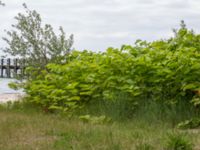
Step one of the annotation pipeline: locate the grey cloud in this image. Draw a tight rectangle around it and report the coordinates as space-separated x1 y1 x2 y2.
0 0 199 53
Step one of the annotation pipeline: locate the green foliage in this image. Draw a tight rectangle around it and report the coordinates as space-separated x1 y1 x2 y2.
8 82 21 90
18 22 200 117
165 133 193 150
177 118 200 129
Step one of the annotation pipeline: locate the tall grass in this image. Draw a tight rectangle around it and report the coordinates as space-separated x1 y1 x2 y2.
76 92 135 121
0 99 200 149
1 103 200 150
77 92 200 126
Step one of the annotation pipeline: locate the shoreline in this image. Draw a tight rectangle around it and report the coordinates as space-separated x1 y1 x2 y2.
0 93 23 103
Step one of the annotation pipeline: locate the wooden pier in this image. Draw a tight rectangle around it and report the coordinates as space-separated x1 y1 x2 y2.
0 58 25 78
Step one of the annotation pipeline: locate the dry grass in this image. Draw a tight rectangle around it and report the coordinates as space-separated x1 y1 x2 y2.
0 108 200 150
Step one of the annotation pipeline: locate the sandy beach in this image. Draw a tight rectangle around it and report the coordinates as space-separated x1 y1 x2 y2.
0 93 23 103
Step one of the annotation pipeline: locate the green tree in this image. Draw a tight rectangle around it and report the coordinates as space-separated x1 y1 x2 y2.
2 3 73 69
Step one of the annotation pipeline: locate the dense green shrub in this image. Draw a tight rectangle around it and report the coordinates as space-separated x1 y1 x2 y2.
20 22 200 115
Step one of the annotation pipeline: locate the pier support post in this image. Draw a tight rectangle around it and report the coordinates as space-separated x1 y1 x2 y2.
6 58 11 78
0 59 3 78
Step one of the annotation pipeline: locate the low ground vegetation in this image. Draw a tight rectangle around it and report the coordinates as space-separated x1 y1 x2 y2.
0 102 200 150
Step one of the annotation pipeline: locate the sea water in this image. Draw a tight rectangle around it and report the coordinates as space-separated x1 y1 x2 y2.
0 79 22 94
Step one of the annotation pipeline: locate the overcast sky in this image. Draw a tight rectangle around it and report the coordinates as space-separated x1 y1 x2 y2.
0 0 200 53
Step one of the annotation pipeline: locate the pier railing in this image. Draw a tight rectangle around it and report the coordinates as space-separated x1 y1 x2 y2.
0 58 25 78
